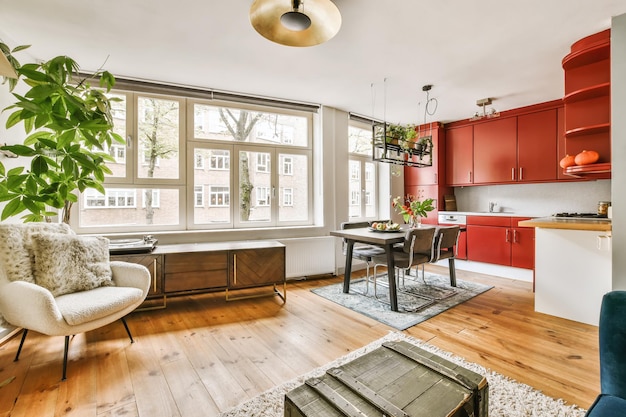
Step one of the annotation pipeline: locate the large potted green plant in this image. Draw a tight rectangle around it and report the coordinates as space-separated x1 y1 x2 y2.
0 43 122 223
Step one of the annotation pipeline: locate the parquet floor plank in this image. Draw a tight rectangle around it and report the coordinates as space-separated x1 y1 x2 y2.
0 264 601 415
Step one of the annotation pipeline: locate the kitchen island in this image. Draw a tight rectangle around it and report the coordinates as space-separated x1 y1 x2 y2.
519 217 612 326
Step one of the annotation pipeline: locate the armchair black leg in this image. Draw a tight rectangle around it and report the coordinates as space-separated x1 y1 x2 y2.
121 317 134 343
449 258 457 287
14 329 28 362
62 335 69 381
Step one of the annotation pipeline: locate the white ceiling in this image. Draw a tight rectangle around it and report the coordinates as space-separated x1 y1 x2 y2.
1 1 625 124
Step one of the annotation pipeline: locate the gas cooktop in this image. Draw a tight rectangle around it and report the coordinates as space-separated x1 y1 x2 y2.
552 212 609 220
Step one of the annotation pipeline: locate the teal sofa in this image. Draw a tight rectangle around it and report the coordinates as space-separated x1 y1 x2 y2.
585 291 626 417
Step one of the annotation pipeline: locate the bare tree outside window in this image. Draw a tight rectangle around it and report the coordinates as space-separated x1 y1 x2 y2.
218 108 261 221
138 97 180 223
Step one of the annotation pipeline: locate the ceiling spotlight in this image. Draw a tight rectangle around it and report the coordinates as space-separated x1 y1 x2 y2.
250 0 342 47
280 1 311 31
469 97 500 121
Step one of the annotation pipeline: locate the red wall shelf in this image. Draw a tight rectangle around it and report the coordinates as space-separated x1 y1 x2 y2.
561 29 611 180
562 29 611 69
564 163 611 179
564 123 610 138
563 83 610 103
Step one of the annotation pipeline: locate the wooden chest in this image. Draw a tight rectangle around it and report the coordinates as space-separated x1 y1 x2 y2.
284 340 488 417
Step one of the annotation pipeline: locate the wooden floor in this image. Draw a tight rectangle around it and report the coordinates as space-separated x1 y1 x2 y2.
0 265 600 417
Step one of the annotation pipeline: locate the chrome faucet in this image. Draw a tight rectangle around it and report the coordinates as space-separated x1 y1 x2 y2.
489 201 497 213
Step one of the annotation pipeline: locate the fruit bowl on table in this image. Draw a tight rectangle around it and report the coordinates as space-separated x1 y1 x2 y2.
369 222 401 232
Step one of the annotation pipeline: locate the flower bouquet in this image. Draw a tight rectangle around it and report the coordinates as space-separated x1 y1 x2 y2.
392 194 435 227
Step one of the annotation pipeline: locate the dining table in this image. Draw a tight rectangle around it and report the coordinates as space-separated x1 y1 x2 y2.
330 226 408 311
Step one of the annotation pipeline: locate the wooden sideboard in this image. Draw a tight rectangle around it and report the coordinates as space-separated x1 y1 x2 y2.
111 240 286 309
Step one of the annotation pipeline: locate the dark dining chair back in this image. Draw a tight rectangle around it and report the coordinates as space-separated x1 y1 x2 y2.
431 226 461 286
371 227 437 306
340 221 385 294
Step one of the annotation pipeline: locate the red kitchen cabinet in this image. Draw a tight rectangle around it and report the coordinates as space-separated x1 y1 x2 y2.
404 185 442 225
445 125 473 186
456 228 467 260
517 110 558 182
511 225 535 269
473 118 517 184
466 216 512 266
405 123 444 186
404 123 453 223
466 216 534 269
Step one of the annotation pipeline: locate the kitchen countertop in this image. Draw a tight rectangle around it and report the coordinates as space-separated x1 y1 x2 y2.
518 217 612 231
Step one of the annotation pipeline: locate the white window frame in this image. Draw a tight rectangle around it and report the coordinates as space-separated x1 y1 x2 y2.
73 92 314 233
194 185 204 207
282 187 293 207
256 186 271 207
109 144 126 163
209 150 230 170
256 153 270 173
141 189 161 208
194 151 204 169
209 185 230 207
348 119 378 220
281 155 293 175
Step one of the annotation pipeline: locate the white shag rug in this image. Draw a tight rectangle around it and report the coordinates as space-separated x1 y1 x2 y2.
219 332 587 417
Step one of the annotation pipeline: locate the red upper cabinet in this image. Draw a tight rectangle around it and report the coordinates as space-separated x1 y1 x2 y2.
517 109 558 182
445 125 473 186
404 123 443 186
557 106 570 180
473 117 517 184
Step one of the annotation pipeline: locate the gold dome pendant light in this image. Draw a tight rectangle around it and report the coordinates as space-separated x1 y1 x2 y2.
250 0 342 47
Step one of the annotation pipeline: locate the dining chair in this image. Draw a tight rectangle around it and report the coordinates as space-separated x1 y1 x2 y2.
340 221 386 295
0 223 151 380
430 226 461 287
371 227 436 302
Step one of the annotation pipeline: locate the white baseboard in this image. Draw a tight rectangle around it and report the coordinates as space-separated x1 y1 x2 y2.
436 259 534 282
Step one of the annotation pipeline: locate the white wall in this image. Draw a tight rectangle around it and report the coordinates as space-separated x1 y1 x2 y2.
454 180 611 216
612 13 626 290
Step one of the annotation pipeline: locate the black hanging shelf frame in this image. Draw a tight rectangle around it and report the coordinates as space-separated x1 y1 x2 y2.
371 121 433 168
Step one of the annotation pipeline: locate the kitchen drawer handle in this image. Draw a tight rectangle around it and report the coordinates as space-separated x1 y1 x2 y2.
519 167 523 181
233 253 237 285
511 168 515 181
505 229 510 242
513 229 518 243
597 235 611 251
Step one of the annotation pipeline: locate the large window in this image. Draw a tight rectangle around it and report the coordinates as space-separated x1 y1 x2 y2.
76 90 314 232
348 122 378 219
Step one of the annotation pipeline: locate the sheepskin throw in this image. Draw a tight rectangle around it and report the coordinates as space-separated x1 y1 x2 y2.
0 223 73 283
31 234 114 297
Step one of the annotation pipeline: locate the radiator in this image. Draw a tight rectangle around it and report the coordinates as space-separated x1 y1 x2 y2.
278 237 336 279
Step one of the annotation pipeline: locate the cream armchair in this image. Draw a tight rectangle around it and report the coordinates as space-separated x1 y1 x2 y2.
0 223 150 380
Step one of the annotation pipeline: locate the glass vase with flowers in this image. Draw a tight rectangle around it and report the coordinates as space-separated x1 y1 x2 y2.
392 194 435 228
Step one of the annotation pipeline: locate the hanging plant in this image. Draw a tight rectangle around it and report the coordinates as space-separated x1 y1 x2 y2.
0 43 123 223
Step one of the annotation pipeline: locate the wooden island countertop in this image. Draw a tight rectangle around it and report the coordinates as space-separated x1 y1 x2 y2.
519 217 612 232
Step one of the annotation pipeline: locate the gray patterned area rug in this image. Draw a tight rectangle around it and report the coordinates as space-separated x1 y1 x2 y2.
219 332 586 417
312 272 493 330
